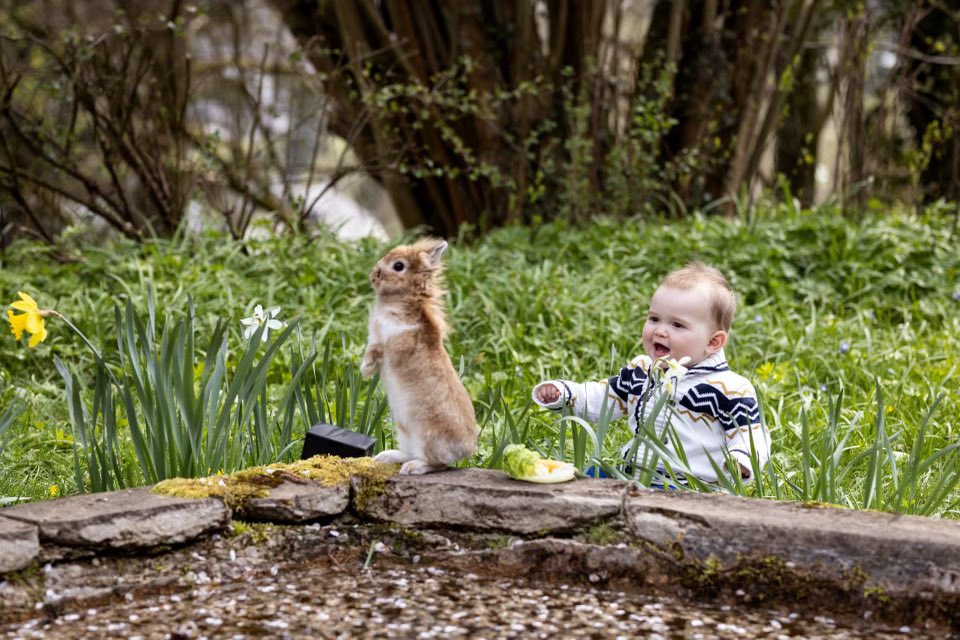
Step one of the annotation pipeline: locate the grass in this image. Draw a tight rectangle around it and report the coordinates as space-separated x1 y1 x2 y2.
1 201 959 516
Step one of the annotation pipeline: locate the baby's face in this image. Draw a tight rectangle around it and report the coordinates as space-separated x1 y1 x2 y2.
641 284 725 366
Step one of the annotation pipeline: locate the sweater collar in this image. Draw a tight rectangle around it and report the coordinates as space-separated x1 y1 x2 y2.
687 350 729 374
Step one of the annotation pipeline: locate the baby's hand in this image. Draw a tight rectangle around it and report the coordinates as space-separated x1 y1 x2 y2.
536 383 561 404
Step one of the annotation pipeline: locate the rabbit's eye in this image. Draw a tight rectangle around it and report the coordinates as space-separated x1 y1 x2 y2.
392 261 405 272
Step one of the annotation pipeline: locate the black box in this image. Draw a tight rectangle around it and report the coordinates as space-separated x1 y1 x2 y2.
301 423 376 460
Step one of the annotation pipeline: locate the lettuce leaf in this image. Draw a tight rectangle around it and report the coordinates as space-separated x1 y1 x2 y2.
502 444 576 483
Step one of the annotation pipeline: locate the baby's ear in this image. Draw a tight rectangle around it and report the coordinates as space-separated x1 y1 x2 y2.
707 330 727 354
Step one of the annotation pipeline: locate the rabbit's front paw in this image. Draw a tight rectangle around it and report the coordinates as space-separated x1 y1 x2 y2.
360 345 383 378
360 359 378 378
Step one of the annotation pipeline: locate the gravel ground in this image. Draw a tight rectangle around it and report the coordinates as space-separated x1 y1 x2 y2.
0 523 953 639
1 565 933 640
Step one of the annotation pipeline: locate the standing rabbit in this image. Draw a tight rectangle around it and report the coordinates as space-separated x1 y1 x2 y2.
361 238 477 474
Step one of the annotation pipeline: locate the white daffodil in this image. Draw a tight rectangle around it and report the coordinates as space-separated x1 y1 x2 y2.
657 355 690 395
240 304 284 341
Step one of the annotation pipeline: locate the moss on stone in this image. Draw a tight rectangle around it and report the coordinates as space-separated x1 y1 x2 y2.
682 555 725 593
864 584 891 604
151 471 280 511
485 534 514 550
582 521 622 546
800 500 840 510
2 562 42 589
151 455 400 512
353 469 397 513
675 552 852 605
282 455 399 486
227 520 272 545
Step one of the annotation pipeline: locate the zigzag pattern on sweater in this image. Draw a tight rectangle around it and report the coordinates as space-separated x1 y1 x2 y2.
679 382 761 431
608 363 650 402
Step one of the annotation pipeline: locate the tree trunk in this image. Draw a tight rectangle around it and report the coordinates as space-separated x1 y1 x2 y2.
270 0 606 237
776 43 821 205
904 0 960 203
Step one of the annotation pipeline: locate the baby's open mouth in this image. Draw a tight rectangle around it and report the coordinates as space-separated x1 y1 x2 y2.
653 342 670 357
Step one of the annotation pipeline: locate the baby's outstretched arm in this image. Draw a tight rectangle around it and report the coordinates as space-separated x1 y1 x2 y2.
535 382 561 404
532 380 571 410
533 371 632 422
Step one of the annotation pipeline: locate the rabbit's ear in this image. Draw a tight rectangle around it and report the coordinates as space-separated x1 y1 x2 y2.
426 240 448 267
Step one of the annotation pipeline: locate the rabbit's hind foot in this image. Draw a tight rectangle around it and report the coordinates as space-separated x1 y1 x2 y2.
373 449 413 464
399 459 447 475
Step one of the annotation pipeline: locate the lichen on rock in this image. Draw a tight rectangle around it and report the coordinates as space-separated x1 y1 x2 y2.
151 455 400 511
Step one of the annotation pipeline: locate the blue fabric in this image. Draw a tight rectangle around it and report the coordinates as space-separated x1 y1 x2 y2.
585 465 685 491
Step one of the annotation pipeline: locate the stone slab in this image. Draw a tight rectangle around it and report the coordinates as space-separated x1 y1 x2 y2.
2 487 230 552
624 488 960 593
354 467 625 535
0 516 40 573
243 479 350 522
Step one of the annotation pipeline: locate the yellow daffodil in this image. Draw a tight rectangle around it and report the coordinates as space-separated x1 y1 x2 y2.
48 484 60 498
7 292 52 348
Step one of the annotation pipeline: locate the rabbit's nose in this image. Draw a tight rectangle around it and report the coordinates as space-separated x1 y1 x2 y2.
370 266 382 283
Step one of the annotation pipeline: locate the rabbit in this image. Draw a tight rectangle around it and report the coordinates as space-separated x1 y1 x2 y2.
361 237 478 474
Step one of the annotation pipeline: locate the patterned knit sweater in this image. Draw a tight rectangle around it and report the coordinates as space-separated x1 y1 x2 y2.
532 350 769 483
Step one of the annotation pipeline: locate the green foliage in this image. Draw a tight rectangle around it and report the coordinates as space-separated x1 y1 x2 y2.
0 402 21 482
1 203 960 516
53 291 311 491
0 401 19 443
291 339 390 450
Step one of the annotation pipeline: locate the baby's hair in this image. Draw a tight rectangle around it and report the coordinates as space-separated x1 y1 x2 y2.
661 262 736 331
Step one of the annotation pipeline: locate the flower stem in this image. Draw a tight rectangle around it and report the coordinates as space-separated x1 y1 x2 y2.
48 311 105 363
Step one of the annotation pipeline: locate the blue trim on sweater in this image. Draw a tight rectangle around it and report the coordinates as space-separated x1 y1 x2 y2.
608 362 648 402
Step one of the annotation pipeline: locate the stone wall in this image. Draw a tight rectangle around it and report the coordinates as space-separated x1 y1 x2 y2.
2 466 959 627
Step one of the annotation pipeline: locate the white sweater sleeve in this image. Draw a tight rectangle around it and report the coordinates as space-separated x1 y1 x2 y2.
532 378 629 422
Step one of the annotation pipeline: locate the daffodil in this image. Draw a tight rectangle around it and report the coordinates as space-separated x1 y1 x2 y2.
48 484 59 498
662 355 691 377
7 292 53 348
240 304 284 342
656 355 690 395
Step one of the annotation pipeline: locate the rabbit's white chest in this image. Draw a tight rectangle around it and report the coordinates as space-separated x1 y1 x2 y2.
369 307 417 342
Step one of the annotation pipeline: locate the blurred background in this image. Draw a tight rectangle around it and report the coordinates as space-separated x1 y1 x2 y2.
0 0 957 246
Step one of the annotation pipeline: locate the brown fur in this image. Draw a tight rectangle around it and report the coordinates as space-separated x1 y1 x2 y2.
361 238 477 474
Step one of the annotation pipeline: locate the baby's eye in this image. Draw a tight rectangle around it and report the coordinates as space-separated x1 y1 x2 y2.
672 322 685 329
648 315 659 322
392 261 405 272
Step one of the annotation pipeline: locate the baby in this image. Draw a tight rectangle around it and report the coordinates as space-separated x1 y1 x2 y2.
533 262 769 485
